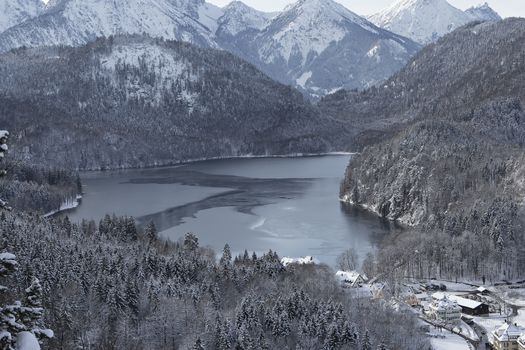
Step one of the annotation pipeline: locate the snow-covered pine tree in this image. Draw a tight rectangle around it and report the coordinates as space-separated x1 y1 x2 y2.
20 278 53 342
192 337 204 350
362 329 372 350
220 244 232 267
145 221 158 244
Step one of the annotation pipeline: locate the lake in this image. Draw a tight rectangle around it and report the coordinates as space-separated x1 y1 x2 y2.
62 155 395 265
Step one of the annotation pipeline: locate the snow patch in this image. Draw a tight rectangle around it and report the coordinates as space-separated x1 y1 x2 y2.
295 71 312 88
15 332 40 350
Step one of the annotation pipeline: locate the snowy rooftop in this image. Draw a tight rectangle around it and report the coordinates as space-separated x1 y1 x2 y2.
493 322 525 341
432 292 484 310
335 270 368 284
430 296 462 312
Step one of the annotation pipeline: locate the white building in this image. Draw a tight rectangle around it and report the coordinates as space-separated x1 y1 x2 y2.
427 295 462 324
492 322 525 350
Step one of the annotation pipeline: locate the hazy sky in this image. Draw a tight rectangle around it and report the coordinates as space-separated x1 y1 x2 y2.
207 0 524 18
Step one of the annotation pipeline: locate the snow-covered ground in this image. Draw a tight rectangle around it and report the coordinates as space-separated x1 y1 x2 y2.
453 321 479 342
428 329 470 350
496 286 525 307
473 314 508 343
512 309 525 328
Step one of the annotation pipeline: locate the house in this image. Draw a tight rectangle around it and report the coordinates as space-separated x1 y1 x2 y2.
427 295 462 324
477 286 490 295
432 292 489 316
335 270 368 288
492 322 524 350
404 292 430 306
452 295 489 315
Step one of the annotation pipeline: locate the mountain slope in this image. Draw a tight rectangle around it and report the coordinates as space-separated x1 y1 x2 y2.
0 35 346 170
223 0 420 97
319 18 525 148
368 0 499 44
0 0 223 53
0 0 43 33
335 19 525 279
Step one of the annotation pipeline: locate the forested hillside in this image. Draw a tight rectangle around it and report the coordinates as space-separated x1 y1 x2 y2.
320 18 525 149
337 19 525 282
0 35 347 170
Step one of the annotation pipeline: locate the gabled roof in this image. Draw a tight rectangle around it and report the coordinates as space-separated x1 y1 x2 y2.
493 322 524 341
336 270 368 284
432 292 485 309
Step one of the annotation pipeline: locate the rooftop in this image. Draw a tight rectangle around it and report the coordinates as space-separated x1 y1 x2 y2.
493 322 525 342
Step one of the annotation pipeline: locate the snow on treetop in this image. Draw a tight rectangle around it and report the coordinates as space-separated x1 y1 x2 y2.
0 252 16 261
0 130 8 139
281 256 318 267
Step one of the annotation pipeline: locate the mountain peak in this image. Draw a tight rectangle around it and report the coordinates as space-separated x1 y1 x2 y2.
369 0 473 44
217 1 271 36
465 2 501 22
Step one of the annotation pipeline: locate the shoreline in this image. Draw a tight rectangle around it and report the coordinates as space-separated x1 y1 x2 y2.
45 152 355 218
43 194 83 218
77 151 357 173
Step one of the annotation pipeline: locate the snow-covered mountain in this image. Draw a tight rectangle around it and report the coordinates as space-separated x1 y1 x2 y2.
0 0 223 52
368 0 500 45
465 2 501 22
0 0 43 33
226 0 420 97
0 0 419 97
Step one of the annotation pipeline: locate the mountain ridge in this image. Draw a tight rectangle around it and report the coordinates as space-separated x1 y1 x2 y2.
0 0 420 98
368 0 501 44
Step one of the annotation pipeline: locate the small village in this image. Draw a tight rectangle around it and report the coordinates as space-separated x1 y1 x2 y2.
340 272 525 350
283 256 525 350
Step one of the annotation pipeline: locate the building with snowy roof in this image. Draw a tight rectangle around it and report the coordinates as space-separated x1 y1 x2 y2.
432 292 489 315
427 295 461 325
335 270 368 288
492 322 525 350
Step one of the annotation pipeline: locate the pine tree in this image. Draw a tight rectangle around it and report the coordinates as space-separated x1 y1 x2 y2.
324 322 340 350
377 341 388 350
362 329 372 350
220 244 232 267
20 278 53 342
145 221 158 244
192 337 204 350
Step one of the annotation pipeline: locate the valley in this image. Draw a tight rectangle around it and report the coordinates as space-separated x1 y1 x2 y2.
0 0 524 349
